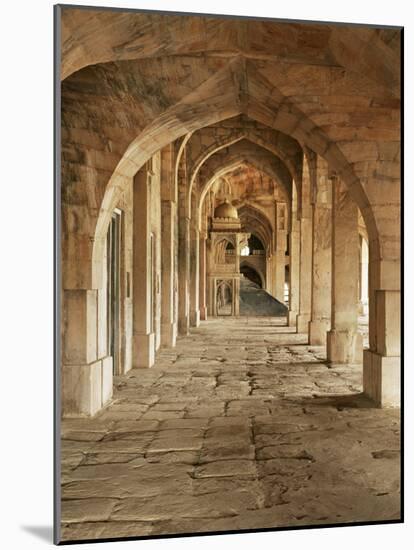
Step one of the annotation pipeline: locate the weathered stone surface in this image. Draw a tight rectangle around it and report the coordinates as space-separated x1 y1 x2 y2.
61 498 117 523
110 490 261 522
148 436 204 453
194 459 257 479
61 318 400 541
61 521 154 541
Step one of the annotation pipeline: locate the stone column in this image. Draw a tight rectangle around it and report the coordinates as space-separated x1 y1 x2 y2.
178 215 190 335
160 146 177 347
363 288 400 406
233 277 240 316
326 178 362 363
288 186 300 326
265 254 272 295
359 237 369 315
263 251 272 294
199 233 208 320
161 200 177 347
359 155 400 407
206 239 214 316
132 167 155 368
297 217 312 333
274 250 286 302
296 157 312 334
363 226 400 407
309 158 332 345
62 288 112 416
275 202 287 303
189 224 200 327
62 230 113 416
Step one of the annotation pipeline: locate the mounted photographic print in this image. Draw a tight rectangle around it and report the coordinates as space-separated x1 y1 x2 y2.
54 3 403 544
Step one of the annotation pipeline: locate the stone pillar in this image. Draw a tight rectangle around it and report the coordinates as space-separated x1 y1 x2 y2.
363 231 400 407
189 224 200 327
266 254 274 295
199 233 208 320
178 215 190 335
359 237 369 315
62 224 114 416
62 289 113 416
233 277 240 316
160 146 177 347
363 288 400 407
161 200 177 347
206 239 214 316
296 156 312 334
275 202 287 303
132 167 155 368
360 154 400 407
309 158 332 345
297 217 312 333
288 186 300 326
275 250 286 303
326 178 362 363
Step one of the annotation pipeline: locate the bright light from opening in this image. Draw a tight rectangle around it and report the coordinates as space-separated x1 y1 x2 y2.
240 246 250 256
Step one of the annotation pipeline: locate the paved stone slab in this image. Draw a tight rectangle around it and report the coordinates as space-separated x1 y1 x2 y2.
61 498 118 523
60 317 400 541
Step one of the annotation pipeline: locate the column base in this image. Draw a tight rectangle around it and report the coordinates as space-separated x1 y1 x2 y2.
363 349 400 407
288 310 298 327
200 306 208 321
102 357 113 405
161 322 177 348
297 313 311 334
327 329 362 363
133 332 155 368
62 357 113 417
178 316 189 336
309 319 330 346
190 309 200 327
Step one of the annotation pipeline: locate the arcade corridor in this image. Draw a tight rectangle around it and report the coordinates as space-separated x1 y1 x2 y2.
58 8 401 542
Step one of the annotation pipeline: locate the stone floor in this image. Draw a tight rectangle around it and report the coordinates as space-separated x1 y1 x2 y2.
60 317 400 542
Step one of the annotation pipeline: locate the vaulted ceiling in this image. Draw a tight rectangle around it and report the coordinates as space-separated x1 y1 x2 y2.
59 7 401 269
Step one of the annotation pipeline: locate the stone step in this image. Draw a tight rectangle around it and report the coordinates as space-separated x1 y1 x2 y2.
240 278 288 317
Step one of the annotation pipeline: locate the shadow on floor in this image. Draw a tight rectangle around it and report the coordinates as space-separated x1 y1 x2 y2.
302 393 376 409
21 525 53 543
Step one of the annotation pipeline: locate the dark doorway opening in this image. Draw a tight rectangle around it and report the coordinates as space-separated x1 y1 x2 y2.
216 281 233 316
107 211 121 374
240 265 262 288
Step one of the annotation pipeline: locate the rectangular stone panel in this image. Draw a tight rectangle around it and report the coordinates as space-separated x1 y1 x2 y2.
62 361 102 416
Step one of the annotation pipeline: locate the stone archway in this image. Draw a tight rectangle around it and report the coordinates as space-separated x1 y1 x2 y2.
240 262 265 288
56 12 402 541
88 59 382 274
61 20 400 413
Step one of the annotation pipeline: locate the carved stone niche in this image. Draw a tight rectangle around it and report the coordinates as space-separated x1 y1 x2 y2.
207 199 249 317
215 279 234 316
207 233 248 317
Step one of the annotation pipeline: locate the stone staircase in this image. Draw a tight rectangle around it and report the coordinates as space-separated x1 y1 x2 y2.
239 276 288 317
